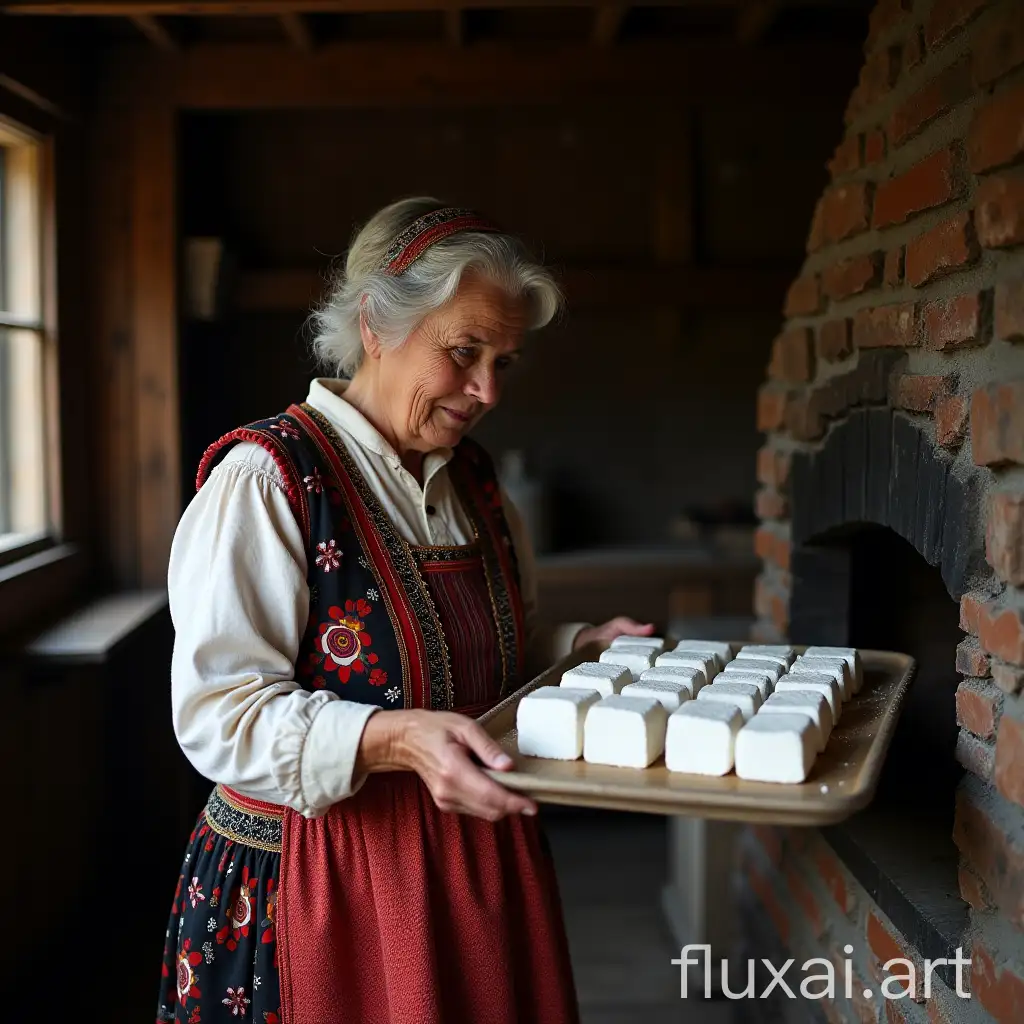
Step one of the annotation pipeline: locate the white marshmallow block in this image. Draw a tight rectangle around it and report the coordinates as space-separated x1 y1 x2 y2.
560 662 631 697
599 645 657 681
738 645 796 668
671 649 721 680
804 646 863 693
516 686 601 760
639 666 705 698
673 639 734 665
791 656 853 702
665 701 743 776
724 657 783 685
622 679 692 711
654 651 711 686
736 714 818 784
775 673 842 722
610 634 666 655
717 669 773 701
759 691 832 751
583 695 668 768
696 681 762 722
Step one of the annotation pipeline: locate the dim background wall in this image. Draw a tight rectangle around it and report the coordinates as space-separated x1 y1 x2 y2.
180 101 846 547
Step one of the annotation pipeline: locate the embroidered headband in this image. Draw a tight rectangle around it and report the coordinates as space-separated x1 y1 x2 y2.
378 206 500 276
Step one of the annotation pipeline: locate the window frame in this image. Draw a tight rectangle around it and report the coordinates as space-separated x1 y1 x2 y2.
0 95 85 638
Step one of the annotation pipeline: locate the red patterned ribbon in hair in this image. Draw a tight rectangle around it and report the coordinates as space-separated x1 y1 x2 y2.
378 206 499 276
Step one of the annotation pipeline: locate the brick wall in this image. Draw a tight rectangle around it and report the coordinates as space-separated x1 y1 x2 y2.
750 0 1024 1021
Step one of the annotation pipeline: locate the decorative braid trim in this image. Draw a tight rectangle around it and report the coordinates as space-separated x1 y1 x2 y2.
379 207 499 276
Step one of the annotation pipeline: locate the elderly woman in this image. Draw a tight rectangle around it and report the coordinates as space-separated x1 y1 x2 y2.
156 198 653 1024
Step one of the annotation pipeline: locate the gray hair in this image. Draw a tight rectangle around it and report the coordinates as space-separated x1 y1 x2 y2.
308 197 563 377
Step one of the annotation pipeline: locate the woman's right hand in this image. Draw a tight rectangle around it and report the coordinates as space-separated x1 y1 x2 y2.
355 709 538 822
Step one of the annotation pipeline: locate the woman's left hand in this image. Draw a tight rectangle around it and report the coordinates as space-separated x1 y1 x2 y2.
572 616 656 650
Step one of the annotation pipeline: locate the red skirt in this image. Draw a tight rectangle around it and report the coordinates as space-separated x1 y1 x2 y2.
278 770 580 1024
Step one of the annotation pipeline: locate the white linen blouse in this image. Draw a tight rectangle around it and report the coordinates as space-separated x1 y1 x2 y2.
168 378 583 818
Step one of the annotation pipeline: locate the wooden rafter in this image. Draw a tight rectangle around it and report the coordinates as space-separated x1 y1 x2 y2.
130 13 179 51
591 3 628 47
279 11 313 49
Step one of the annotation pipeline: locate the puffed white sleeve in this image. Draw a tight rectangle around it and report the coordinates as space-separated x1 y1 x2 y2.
500 489 588 676
168 443 379 818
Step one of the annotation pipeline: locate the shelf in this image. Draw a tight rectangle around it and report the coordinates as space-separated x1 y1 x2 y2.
233 264 793 313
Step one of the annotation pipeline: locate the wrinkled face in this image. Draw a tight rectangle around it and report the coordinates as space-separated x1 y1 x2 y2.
367 274 526 453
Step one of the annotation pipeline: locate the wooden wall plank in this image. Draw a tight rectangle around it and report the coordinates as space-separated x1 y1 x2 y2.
131 90 180 587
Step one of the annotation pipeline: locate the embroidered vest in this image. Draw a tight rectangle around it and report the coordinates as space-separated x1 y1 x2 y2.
196 402 524 712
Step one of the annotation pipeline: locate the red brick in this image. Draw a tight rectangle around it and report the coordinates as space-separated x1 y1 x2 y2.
972 380 1024 465
770 591 789 634
925 0 988 49
866 912 924 1000
785 391 825 441
988 491 1024 586
954 789 1024 926
818 319 853 362
854 303 916 348
889 61 972 148
784 274 821 317
956 678 999 737
996 715 1024 809
756 487 788 520
822 253 883 301
893 373 954 412
905 211 977 287
961 591 987 634
977 172 1024 249
865 128 887 165
748 862 790 945
957 636 992 678
993 660 1024 695
904 28 925 72
935 395 969 447
873 147 960 228
969 83 1024 174
829 134 862 179
785 863 824 938
868 0 912 47
820 182 873 244
921 293 983 350
957 730 995 778
757 386 790 432
756 527 791 570
996 276 1024 341
959 861 994 911
814 843 855 915
756 446 791 489
883 246 904 287
978 600 1024 664
973 941 1024 1024
807 197 826 253
768 327 815 383
974 9 1024 88
847 45 903 123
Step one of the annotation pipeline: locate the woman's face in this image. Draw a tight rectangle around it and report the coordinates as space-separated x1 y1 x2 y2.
367 274 526 453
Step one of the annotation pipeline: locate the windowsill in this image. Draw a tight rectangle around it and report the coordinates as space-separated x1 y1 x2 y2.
0 542 87 639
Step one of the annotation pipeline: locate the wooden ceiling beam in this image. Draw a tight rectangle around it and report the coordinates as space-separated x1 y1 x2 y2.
279 11 314 50
99 39 858 108
591 3 628 48
130 13 180 51
2 0 740 13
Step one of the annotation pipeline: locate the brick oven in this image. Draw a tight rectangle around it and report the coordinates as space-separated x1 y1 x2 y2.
742 0 1024 1021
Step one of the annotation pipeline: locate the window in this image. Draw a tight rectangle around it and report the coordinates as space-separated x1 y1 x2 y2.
0 116 49 554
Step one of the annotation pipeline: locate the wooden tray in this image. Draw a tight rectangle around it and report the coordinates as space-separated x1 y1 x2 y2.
478 642 916 825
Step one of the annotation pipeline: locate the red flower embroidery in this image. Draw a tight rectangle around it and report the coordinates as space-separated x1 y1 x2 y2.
482 479 503 510
268 418 299 439
264 1012 281 1024
216 866 259 952
176 938 202 1005
369 668 388 687
261 878 277 946
303 468 324 493
315 539 342 572
222 986 252 1017
311 602 376 683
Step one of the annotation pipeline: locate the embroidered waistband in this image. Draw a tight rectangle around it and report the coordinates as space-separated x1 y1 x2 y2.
204 785 284 853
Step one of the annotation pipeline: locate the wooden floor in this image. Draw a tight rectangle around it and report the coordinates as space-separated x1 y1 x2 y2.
543 808 737 1024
